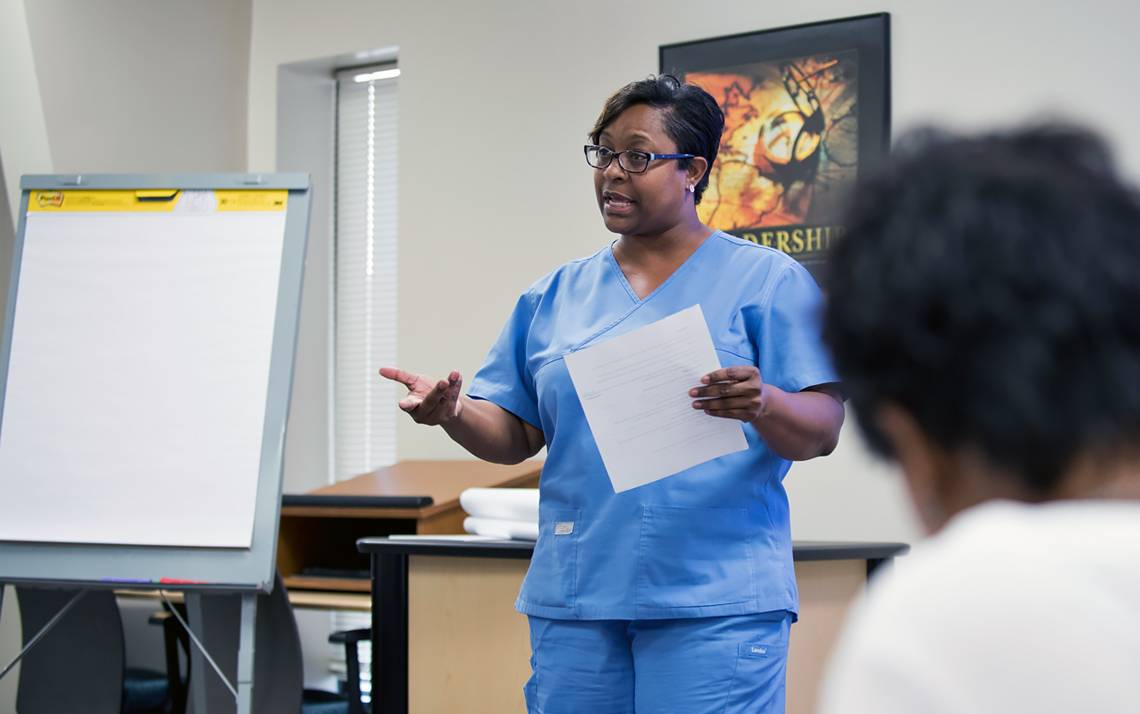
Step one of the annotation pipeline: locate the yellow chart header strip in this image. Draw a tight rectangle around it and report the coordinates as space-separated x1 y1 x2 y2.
27 189 289 213
215 190 288 212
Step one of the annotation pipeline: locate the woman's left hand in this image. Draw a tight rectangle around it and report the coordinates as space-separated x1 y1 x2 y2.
689 366 765 422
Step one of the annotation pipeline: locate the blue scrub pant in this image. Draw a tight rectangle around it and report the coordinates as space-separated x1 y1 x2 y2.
524 612 791 714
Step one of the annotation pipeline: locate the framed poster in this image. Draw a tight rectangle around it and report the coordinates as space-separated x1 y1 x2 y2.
661 13 890 279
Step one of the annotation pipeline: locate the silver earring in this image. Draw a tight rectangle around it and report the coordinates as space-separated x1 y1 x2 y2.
687 184 695 193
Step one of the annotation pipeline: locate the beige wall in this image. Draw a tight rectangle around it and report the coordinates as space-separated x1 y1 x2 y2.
2 0 1140 611
6 0 1137 550
246 0 1140 543
24 0 251 173
0 4 40 699
1 0 252 226
1 1 1136 544
0 0 52 219
1 0 1139 707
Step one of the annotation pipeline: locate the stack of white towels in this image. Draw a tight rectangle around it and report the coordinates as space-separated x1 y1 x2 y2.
459 488 539 541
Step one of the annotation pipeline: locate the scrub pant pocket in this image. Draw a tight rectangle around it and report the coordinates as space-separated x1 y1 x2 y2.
631 612 791 714
524 617 634 714
722 616 790 714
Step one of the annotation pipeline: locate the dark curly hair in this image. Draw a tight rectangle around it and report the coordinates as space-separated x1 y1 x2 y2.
589 75 724 204
824 125 1140 495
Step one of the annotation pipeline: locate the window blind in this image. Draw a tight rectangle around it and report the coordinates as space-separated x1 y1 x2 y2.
334 64 398 482
330 62 399 702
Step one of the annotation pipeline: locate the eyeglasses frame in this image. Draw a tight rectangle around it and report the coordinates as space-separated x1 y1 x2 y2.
583 144 696 174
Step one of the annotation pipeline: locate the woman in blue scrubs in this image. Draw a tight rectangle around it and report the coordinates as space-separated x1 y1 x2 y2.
380 75 844 713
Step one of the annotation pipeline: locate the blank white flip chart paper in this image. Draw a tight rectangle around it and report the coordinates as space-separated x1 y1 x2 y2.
0 200 285 548
564 304 748 492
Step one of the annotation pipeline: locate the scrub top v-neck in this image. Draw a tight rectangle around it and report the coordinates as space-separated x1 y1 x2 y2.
604 233 712 304
468 231 838 620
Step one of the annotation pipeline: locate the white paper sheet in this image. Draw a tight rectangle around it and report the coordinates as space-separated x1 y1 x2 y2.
0 208 285 548
564 304 748 492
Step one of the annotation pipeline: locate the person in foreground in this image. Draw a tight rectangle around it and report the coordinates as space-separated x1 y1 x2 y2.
817 125 1140 714
381 75 844 713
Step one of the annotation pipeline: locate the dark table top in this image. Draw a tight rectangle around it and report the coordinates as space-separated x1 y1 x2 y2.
358 537 909 562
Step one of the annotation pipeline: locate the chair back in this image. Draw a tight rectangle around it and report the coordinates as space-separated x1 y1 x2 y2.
15 587 124 714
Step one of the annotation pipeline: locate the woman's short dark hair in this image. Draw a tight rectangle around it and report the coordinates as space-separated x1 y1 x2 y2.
590 74 724 204
824 124 1140 495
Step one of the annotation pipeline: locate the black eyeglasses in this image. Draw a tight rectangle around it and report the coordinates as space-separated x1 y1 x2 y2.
584 145 694 174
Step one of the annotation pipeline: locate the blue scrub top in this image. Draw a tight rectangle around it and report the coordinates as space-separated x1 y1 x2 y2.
468 232 838 621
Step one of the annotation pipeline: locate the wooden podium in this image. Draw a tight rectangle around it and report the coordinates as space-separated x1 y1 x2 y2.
358 538 908 714
277 460 542 594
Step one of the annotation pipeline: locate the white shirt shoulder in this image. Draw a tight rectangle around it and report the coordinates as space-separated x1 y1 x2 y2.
817 500 1140 714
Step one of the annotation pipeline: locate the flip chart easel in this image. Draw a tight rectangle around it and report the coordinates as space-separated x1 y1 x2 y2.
0 173 311 714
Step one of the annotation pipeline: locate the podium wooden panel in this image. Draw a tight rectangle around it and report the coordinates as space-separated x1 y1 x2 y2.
407 558 863 714
277 461 541 593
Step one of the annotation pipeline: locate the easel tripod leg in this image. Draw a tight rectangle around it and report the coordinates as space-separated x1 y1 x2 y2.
236 593 257 714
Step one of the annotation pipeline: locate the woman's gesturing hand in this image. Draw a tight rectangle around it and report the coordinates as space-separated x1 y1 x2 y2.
379 366 464 425
689 366 765 422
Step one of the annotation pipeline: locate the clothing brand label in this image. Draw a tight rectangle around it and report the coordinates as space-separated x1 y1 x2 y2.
738 642 772 659
554 521 575 535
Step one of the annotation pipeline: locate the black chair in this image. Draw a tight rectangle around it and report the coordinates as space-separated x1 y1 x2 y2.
148 603 192 714
14 586 187 714
326 627 371 714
